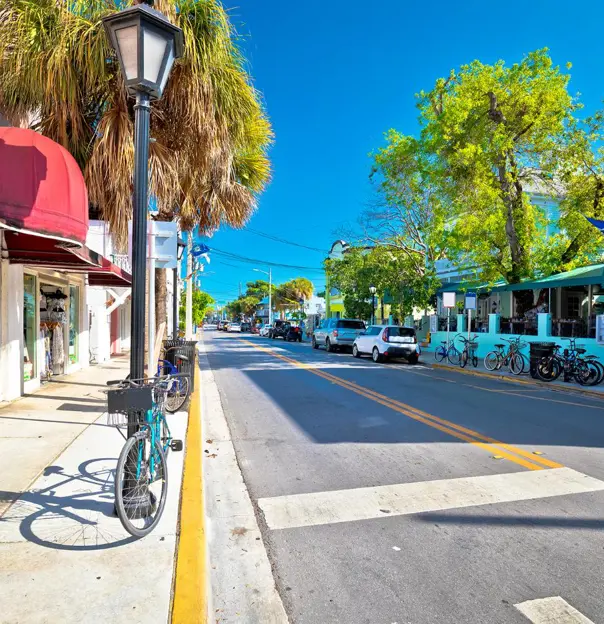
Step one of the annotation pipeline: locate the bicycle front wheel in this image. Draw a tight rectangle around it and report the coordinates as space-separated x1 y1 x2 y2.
114 433 168 538
484 351 500 371
460 349 468 368
165 375 190 413
447 347 460 366
510 353 525 376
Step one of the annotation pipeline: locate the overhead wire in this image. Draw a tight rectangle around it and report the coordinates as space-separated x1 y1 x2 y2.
243 227 329 254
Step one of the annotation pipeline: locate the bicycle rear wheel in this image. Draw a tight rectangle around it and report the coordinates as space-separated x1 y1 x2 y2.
434 347 446 363
114 433 168 538
447 346 460 366
484 351 499 371
165 375 190 413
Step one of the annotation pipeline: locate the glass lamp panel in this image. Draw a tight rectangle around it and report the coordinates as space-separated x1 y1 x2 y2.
159 42 175 94
143 27 168 84
115 25 138 80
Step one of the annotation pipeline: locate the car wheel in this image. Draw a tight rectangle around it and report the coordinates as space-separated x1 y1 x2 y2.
352 344 360 358
407 354 418 365
372 347 383 363
326 338 334 353
312 336 318 349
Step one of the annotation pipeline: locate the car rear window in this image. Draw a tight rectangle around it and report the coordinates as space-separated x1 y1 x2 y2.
336 320 365 329
388 327 415 337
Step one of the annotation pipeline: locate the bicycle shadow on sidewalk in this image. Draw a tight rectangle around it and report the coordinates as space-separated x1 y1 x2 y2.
0 459 137 551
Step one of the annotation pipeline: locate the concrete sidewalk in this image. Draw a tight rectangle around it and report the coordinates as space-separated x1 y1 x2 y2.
0 357 190 624
0 356 130 516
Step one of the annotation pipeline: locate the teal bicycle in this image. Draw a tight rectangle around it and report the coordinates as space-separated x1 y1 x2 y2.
107 374 185 537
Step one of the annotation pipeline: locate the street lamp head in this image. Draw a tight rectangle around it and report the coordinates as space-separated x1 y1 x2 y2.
369 285 377 295
103 3 184 100
176 236 186 261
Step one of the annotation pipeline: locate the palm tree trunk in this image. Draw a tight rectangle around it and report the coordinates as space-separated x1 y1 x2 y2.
155 267 168 342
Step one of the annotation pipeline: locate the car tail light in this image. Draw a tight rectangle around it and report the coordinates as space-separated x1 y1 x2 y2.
412 336 417 344
382 328 389 342
333 330 339 337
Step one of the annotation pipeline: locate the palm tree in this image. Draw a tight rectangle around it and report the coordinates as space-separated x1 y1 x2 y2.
274 278 314 316
0 0 272 330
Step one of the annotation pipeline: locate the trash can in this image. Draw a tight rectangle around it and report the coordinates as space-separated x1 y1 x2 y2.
529 342 556 379
162 339 197 391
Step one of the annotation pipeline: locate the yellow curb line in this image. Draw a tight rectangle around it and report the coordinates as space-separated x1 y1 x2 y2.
172 363 206 623
431 362 604 401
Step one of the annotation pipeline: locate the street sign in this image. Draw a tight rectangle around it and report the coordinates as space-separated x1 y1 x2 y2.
442 292 456 308
152 221 178 269
465 292 477 310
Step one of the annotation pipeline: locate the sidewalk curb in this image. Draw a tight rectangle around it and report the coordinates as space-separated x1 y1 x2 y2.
172 363 206 623
431 362 604 401
197 339 289 623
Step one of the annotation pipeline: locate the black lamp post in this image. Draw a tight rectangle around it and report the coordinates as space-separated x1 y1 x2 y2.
173 237 186 339
103 1 183 383
369 285 377 325
103 1 183 519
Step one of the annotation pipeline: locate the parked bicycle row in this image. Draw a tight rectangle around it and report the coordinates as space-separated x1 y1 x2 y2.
105 342 196 538
435 333 604 387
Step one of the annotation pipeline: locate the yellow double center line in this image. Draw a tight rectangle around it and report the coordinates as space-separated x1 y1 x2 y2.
240 339 563 472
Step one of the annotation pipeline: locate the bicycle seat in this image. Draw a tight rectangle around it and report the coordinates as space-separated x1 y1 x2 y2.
441 341 448 345
494 344 505 348
177 354 189 362
576 348 586 355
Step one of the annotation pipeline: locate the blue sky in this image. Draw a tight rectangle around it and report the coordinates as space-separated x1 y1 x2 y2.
199 0 604 306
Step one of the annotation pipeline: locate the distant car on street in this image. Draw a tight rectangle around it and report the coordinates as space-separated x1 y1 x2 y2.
240 322 251 332
227 322 242 333
269 320 290 340
352 325 419 364
203 323 217 330
312 318 366 352
259 324 271 337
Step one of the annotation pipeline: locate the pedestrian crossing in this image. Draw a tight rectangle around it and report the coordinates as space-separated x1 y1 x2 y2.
258 467 604 530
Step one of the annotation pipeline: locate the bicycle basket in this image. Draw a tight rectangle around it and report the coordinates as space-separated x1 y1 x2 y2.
107 386 153 429
468 341 479 348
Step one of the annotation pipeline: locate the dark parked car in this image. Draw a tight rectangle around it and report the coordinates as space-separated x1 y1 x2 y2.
269 320 289 340
240 322 251 332
285 325 303 342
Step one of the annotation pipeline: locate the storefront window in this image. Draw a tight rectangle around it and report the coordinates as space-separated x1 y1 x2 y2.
69 285 79 364
23 274 36 381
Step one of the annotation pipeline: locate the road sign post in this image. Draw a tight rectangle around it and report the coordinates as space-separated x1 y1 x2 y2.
443 292 456 349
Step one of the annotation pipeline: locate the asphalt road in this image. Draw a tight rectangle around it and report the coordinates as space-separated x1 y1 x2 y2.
204 331 604 624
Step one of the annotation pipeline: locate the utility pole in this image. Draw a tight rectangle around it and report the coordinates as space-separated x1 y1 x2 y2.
268 268 272 326
185 236 193 339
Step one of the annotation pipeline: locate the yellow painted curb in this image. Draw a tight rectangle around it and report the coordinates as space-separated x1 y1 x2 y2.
431 362 604 401
172 363 206 623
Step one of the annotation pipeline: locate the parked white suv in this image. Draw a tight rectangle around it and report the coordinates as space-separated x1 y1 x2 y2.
312 318 366 352
352 325 419 364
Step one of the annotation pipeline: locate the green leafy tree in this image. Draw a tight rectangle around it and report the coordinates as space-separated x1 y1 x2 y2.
179 290 214 328
244 280 274 299
418 49 581 283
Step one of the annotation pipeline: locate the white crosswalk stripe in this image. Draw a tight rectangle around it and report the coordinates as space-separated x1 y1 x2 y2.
258 467 604 530
515 596 595 623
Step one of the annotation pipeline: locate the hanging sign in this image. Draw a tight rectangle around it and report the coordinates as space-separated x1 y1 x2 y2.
442 292 456 308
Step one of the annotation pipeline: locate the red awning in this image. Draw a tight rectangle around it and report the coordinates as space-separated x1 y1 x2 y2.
0 127 88 246
88 257 132 287
3 231 131 287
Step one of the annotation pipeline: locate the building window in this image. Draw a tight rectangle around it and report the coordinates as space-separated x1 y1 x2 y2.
23 274 36 381
69 285 79 364
567 294 580 318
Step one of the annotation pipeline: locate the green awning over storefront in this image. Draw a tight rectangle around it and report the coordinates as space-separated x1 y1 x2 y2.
491 263 604 292
436 280 506 294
